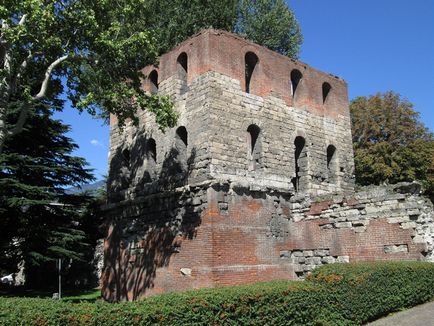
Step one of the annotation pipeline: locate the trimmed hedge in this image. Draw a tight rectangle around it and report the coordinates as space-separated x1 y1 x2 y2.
307 261 434 324
0 261 433 325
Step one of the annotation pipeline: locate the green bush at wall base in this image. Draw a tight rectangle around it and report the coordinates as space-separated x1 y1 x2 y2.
0 261 433 325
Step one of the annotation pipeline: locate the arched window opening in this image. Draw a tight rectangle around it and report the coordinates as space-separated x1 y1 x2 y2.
290 69 302 98
247 124 262 170
322 82 331 104
176 126 188 147
327 144 337 182
147 138 157 163
175 126 188 176
177 52 188 93
292 136 306 192
149 70 158 94
177 52 188 77
245 52 258 93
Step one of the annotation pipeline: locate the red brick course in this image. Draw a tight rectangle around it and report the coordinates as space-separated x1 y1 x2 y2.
110 29 349 126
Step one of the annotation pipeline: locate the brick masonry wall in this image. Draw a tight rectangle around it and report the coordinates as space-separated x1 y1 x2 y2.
101 181 433 301
108 29 354 200
103 30 433 301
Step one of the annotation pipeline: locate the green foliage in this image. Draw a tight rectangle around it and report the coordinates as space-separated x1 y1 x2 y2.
235 0 303 58
0 104 94 287
144 0 302 59
144 0 238 55
1 0 177 148
308 261 434 324
350 92 434 197
1 0 303 150
0 262 433 325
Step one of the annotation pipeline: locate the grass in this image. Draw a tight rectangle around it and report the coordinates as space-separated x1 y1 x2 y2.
0 286 101 302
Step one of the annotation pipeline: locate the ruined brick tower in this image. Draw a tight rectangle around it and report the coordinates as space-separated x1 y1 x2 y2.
102 30 433 301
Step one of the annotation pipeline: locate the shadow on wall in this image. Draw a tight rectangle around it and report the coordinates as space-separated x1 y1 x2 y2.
107 132 196 201
103 134 200 301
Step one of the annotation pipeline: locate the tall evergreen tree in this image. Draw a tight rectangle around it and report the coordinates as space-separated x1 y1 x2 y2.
0 102 94 287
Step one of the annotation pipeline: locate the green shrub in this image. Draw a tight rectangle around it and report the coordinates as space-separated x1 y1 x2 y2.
0 261 433 325
307 261 434 324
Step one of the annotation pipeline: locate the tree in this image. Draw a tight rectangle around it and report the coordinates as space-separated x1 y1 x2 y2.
350 92 433 197
144 0 238 55
235 0 303 58
144 0 302 58
1 1 303 154
0 103 94 287
0 0 177 154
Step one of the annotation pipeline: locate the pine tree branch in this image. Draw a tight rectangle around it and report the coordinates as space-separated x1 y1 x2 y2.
8 102 30 137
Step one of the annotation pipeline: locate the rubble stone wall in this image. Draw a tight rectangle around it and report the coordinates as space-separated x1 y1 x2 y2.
103 30 433 301
101 181 433 300
108 29 355 202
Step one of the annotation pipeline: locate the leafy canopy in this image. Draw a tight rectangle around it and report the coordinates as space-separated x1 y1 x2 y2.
0 0 177 153
350 91 433 195
1 0 303 153
145 0 302 58
145 0 238 55
235 0 303 58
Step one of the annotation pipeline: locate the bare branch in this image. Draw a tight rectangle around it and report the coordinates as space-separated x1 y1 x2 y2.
18 14 27 26
32 55 69 101
11 50 33 93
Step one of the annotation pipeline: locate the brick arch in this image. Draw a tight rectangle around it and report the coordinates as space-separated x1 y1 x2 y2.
240 45 265 96
141 66 160 93
241 119 266 133
292 129 308 142
290 130 310 192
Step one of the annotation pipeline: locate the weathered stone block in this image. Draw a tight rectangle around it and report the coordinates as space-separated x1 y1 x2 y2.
102 30 434 302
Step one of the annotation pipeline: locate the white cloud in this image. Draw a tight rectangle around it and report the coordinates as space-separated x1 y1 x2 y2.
90 139 103 147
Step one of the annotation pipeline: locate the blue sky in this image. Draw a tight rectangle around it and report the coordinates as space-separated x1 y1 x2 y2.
54 0 434 181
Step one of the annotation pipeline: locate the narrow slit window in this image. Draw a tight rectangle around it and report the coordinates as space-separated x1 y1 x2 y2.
247 124 261 170
149 70 158 94
292 136 306 192
148 138 157 163
175 126 188 174
290 69 302 98
245 52 258 93
177 52 188 78
327 144 337 182
322 82 331 104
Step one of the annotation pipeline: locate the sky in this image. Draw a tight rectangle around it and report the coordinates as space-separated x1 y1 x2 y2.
54 0 434 181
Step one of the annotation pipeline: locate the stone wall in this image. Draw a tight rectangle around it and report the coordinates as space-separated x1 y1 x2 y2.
108 29 355 202
101 181 433 300
206 71 354 195
103 30 433 301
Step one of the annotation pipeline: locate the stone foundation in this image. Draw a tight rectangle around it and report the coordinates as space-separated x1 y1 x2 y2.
101 181 433 301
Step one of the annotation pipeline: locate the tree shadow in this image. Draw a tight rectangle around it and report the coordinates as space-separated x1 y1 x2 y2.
103 132 201 301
